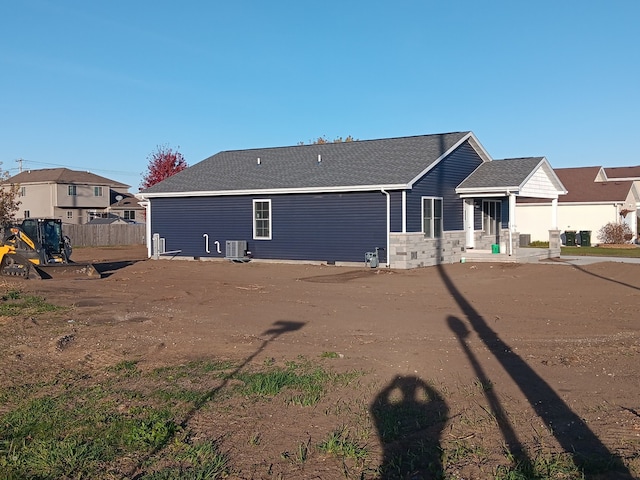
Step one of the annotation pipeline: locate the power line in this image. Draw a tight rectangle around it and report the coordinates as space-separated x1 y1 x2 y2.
5 158 139 177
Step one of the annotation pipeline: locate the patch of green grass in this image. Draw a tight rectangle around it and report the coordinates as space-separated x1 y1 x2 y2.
561 245 640 257
0 291 65 316
281 439 311 465
234 360 359 406
320 351 340 358
137 439 229 479
107 359 140 377
151 360 235 380
526 241 549 248
494 449 624 480
318 426 368 462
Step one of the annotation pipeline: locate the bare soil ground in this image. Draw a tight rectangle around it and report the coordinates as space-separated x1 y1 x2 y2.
1 245 639 479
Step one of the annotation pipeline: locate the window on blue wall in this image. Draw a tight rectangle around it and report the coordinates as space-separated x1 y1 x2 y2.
422 197 443 238
253 199 272 240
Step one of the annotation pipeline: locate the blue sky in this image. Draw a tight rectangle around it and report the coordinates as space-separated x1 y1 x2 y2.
1 1 638 191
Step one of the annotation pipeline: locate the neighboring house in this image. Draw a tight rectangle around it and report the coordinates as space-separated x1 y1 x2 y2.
516 166 640 245
86 216 130 225
137 132 566 269
104 191 145 224
4 168 143 225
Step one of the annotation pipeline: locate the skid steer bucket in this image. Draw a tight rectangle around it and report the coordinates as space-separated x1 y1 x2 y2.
33 262 100 280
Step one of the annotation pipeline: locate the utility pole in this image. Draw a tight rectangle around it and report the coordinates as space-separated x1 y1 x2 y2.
16 158 23 173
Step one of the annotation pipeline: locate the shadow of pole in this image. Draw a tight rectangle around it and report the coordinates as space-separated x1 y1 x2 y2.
437 263 631 476
129 319 305 479
370 375 448 479
558 260 640 291
448 316 531 467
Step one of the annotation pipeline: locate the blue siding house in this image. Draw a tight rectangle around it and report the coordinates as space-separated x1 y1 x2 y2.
137 132 567 268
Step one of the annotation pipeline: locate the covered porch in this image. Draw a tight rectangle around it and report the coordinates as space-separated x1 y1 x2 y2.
455 157 567 261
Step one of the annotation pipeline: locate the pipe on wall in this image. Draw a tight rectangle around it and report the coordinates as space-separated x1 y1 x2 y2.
381 189 390 267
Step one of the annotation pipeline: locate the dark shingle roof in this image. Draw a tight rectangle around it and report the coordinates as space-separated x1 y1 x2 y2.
141 132 477 195
602 165 640 179
557 167 633 202
457 157 545 190
7 168 129 188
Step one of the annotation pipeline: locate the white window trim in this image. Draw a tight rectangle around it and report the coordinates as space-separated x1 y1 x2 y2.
94 186 103 196
421 196 443 239
253 199 272 240
68 185 77 196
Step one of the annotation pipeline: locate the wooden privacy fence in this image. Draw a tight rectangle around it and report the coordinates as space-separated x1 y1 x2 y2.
63 224 146 247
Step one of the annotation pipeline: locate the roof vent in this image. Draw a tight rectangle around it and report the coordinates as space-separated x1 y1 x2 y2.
317 154 322 164
257 157 261 165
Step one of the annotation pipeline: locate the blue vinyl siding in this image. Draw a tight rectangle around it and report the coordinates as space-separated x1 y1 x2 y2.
406 142 484 233
151 191 388 263
389 190 403 232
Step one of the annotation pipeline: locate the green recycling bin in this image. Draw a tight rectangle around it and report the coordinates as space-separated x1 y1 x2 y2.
579 230 591 247
565 230 577 246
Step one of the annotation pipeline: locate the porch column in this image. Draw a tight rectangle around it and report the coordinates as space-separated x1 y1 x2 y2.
508 193 516 232
508 193 516 256
551 198 558 229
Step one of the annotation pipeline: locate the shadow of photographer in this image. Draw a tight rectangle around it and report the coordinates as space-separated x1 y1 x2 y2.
370 375 448 479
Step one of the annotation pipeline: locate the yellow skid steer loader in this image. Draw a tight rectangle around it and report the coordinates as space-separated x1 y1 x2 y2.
0 218 99 279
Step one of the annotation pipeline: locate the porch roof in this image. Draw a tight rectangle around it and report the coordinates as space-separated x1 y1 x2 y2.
455 157 567 198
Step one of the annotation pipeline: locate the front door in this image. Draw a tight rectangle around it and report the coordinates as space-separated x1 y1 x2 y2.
464 200 475 248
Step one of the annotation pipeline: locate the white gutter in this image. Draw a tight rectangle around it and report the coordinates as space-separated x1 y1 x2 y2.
136 183 407 199
381 189 390 267
139 200 151 257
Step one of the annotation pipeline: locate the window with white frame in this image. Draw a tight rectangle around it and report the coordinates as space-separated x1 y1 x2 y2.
124 210 135 220
20 186 26 197
422 197 443 238
94 186 103 196
68 185 77 196
253 199 271 240
482 200 501 235
66 211 73 219
24 210 30 219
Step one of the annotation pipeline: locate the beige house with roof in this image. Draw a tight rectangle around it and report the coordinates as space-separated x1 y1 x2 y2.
4 168 144 225
517 166 640 245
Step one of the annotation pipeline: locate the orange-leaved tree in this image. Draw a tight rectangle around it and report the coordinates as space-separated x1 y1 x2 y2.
141 145 188 189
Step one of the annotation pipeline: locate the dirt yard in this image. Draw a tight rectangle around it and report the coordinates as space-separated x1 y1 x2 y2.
1 245 639 479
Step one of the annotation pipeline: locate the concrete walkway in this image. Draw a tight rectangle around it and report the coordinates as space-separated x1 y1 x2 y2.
541 255 640 266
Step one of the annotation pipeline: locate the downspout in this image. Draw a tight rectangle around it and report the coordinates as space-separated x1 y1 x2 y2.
139 199 151 257
381 189 390 267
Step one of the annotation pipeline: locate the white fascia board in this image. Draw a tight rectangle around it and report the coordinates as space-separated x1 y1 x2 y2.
606 176 640 181
466 132 493 163
456 186 520 195
406 132 492 189
136 183 408 199
560 201 627 206
458 192 514 198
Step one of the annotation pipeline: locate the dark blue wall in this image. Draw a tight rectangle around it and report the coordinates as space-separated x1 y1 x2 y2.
406 142 484 233
150 140 485 263
151 191 388 263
